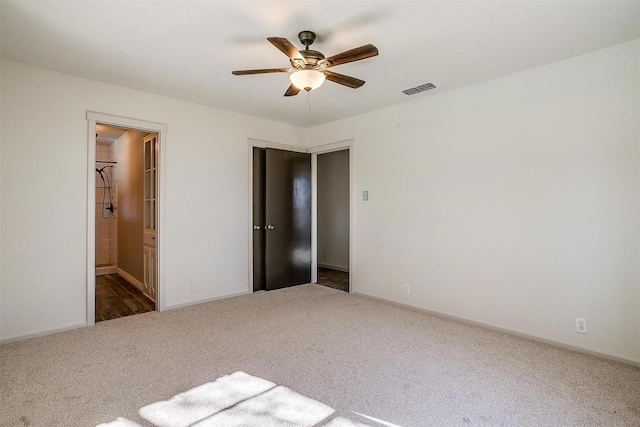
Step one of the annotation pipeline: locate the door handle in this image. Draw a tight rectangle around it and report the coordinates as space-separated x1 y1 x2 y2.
266 225 275 230
253 225 261 230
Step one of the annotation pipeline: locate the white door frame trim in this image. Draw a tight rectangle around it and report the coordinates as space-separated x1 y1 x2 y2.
246 138 354 293
307 140 355 292
86 112 168 326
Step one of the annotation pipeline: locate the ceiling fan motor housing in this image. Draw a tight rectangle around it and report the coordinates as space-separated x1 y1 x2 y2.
298 31 317 47
292 50 325 68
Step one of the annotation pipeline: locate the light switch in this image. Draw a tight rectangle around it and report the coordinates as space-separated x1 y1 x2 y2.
363 191 369 201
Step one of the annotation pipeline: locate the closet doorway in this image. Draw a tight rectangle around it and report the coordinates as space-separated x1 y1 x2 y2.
316 149 350 292
308 140 354 293
248 139 354 295
87 112 167 326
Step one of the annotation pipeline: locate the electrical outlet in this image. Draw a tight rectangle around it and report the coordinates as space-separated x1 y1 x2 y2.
191 281 199 293
403 284 410 295
576 318 587 334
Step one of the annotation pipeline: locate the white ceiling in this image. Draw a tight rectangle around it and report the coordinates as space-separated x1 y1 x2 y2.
2 1 639 128
96 124 127 145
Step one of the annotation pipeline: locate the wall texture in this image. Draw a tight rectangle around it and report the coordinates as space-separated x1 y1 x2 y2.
317 150 350 271
0 59 304 341
305 40 640 363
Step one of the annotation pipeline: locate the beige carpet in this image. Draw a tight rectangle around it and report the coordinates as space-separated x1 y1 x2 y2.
1 284 639 426
97 371 367 427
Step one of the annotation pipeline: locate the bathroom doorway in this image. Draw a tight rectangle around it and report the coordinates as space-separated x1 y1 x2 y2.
94 125 157 321
87 112 167 326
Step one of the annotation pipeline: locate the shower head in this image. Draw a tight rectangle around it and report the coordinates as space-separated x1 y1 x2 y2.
96 168 107 184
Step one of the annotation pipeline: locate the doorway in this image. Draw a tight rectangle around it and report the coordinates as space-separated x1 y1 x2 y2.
94 125 157 322
316 149 350 292
308 140 354 293
249 139 354 294
87 112 167 326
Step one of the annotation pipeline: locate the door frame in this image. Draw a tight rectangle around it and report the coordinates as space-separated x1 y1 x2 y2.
248 138 354 293
86 112 168 326
307 140 354 292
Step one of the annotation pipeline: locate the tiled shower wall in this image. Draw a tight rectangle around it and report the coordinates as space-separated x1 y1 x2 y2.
96 141 118 268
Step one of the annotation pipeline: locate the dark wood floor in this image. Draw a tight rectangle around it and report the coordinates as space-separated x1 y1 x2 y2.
95 274 155 322
97 269 345 322
317 267 349 292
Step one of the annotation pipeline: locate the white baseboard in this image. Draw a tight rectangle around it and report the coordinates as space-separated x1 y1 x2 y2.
165 282 320 311
0 322 88 345
96 266 117 275
165 290 250 311
352 291 640 368
317 263 349 273
117 267 155 303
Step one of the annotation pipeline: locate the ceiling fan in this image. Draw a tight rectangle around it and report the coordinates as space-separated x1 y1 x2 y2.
232 31 379 96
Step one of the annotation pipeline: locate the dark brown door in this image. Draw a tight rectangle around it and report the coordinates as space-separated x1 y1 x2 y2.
264 148 312 290
252 147 266 291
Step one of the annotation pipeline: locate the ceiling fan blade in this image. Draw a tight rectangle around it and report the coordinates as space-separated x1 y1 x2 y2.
324 44 379 67
323 70 365 88
267 37 307 65
284 84 301 97
232 68 290 75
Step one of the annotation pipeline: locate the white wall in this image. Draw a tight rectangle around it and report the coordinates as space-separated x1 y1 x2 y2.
0 59 304 341
2 39 639 364
305 40 640 363
317 150 350 270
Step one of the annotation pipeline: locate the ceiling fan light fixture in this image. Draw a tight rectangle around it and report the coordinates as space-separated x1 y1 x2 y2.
232 31 378 97
290 69 325 91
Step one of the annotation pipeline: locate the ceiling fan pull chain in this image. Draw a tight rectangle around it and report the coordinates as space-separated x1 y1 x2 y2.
307 90 311 116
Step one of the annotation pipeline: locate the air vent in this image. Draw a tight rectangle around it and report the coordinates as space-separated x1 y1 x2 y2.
403 83 437 95
416 83 436 91
402 88 420 95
